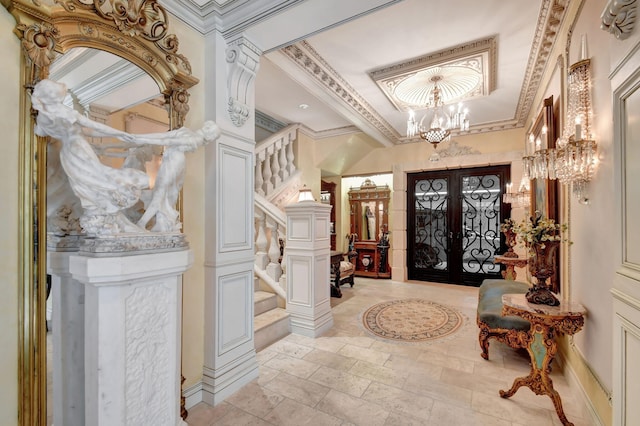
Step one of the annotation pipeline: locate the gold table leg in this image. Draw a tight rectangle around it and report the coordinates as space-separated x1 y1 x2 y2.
499 323 574 426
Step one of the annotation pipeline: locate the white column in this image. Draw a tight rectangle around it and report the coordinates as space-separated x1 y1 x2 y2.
48 250 84 426
284 201 333 337
70 249 192 426
201 31 260 405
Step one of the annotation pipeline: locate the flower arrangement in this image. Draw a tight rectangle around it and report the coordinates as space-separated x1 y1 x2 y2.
513 212 568 253
499 218 517 234
499 218 519 257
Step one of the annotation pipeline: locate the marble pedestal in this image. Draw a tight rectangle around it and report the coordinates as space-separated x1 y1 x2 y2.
70 249 193 426
284 202 333 337
48 250 85 426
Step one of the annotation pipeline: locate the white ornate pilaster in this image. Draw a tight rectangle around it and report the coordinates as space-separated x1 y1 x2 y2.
201 30 259 407
601 0 637 39
284 201 333 337
48 250 84 426
70 249 193 426
226 37 261 127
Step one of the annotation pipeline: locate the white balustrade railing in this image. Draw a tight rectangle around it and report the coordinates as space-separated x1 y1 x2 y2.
255 124 298 198
254 192 287 300
253 125 304 305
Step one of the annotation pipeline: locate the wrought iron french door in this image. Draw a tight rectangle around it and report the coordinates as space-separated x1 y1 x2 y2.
407 165 511 286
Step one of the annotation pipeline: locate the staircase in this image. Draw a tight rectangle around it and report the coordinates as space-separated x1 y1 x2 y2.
254 286 289 351
252 125 301 350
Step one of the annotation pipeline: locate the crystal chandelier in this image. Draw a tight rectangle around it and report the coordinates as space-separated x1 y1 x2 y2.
407 76 470 162
522 40 597 204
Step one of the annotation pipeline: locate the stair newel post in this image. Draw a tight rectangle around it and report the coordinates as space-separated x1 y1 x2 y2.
284 200 333 337
255 210 269 270
266 218 282 281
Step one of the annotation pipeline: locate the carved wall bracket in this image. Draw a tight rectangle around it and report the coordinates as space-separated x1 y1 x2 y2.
226 36 261 127
601 0 637 39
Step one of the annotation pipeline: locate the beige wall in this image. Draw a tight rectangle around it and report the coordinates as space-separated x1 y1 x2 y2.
167 17 208 391
342 128 524 177
0 6 21 424
298 131 322 197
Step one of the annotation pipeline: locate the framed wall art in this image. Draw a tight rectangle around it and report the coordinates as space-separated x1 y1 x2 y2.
529 96 559 222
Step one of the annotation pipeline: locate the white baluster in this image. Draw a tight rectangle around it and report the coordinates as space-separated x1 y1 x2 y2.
255 156 265 196
254 210 268 270
279 139 288 181
266 218 282 282
262 147 274 196
286 132 296 176
270 146 281 190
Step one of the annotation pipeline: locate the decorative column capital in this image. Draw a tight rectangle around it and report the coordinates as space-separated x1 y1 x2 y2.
601 0 637 40
226 36 261 127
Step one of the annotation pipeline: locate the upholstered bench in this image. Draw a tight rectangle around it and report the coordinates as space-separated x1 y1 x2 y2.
477 279 531 360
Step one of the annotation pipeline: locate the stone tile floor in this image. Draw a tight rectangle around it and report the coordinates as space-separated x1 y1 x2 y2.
186 278 592 425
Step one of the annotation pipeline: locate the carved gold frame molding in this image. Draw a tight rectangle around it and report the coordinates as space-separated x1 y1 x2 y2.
0 0 197 423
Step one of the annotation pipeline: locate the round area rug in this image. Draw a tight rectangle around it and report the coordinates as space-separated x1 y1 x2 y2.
362 299 463 342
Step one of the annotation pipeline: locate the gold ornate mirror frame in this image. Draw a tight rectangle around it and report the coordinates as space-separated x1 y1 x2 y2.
1 0 197 423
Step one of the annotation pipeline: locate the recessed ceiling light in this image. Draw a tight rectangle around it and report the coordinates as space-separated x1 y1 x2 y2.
298 103 309 110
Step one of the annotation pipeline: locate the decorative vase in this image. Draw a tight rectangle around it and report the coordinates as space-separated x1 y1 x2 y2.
526 240 560 306
502 228 518 258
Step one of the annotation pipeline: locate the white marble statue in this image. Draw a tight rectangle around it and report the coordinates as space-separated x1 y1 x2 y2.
47 139 83 236
32 79 220 237
124 121 221 232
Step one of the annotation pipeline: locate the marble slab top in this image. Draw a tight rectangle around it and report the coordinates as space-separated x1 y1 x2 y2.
502 293 586 317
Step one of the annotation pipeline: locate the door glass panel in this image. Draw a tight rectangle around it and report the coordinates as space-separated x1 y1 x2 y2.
461 174 501 274
414 178 448 271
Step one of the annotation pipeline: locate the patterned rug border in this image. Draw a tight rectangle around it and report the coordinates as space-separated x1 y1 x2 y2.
359 298 469 345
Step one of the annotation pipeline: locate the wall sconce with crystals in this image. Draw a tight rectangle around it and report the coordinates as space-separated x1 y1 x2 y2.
522 37 598 204
503 176 531 208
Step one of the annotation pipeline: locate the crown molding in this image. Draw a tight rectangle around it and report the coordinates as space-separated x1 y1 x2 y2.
281 41 398 146
255 110 288 133
298 124 361 140
515 0 570 126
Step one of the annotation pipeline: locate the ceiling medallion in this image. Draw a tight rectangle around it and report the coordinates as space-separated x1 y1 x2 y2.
370 36 496 113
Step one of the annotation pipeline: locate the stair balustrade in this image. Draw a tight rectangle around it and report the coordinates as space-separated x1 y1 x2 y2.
255 124 298 198
253 125 302 304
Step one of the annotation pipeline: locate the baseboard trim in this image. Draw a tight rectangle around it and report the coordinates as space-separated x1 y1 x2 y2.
558 344 609 426
182 381 203 410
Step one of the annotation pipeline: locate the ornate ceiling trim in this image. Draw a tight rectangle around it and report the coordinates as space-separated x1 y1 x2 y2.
282 41 400 143
514 0 570 126
279 0 569 142
370 36 497 112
